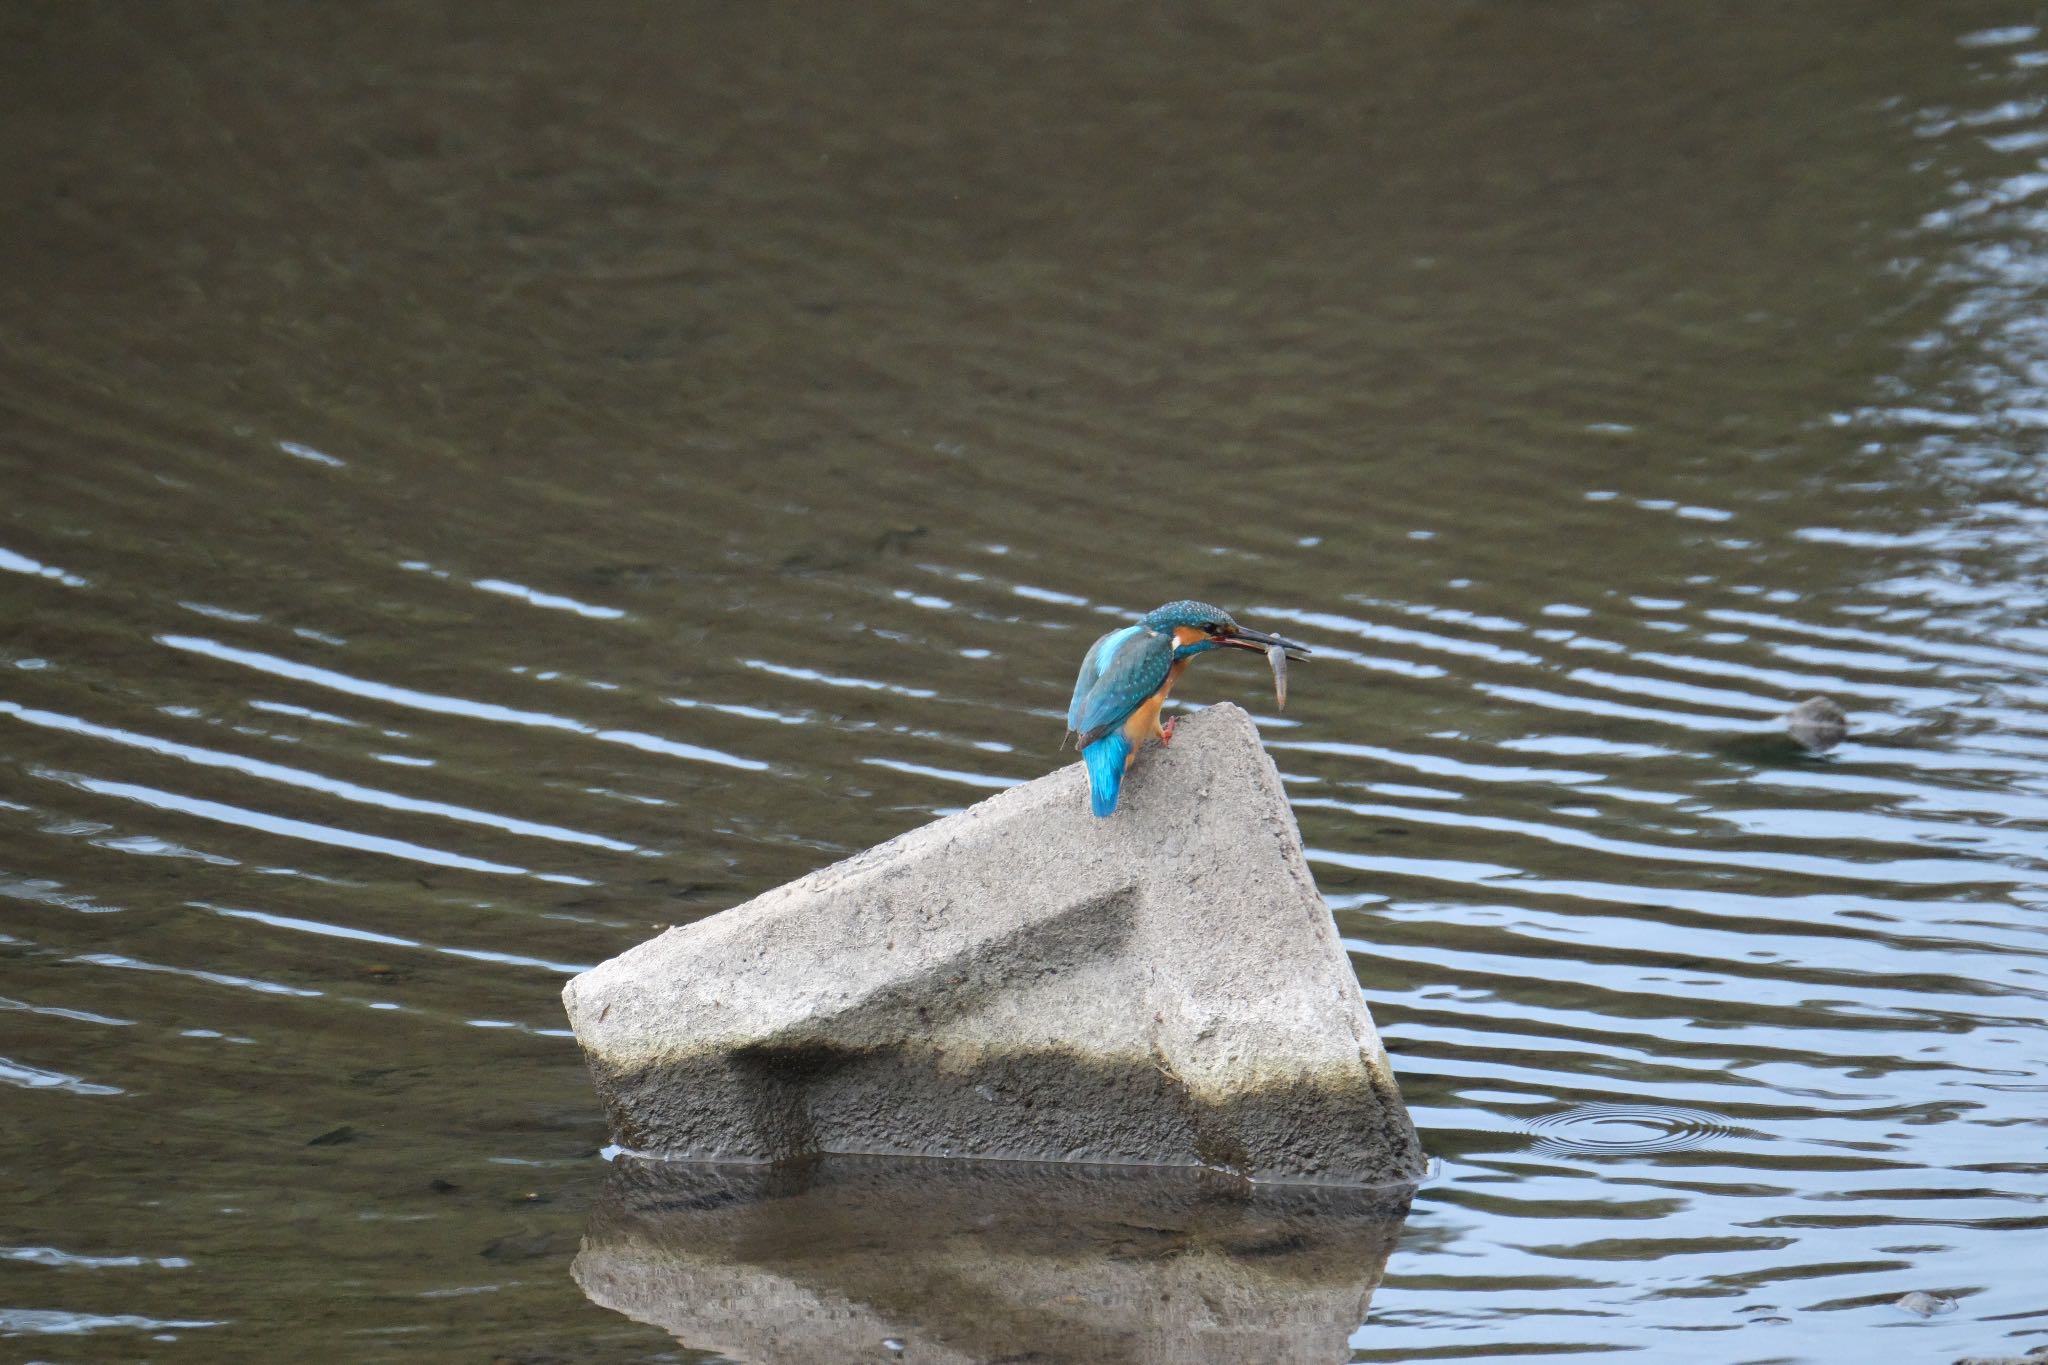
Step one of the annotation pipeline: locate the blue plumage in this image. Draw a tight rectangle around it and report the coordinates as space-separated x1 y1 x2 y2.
1082 730 1132 816
1067 626 1173 747
1066 624 1144 736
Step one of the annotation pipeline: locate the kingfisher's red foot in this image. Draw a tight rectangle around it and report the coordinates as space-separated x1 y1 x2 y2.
1160 716 1178 746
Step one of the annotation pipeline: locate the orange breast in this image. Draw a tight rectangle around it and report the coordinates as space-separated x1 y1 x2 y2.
1120 692 1163 757
1119 658 1188 758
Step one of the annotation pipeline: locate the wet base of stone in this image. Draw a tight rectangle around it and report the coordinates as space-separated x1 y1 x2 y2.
575 1152 1416 1365
592 1040 1426 1187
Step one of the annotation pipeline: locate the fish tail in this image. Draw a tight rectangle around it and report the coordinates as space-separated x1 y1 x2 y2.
1083 732 1131 817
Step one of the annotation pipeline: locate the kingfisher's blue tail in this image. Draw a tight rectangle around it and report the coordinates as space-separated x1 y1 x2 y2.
1082 732 1131 817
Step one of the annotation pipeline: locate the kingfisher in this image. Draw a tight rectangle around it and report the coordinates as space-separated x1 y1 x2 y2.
1065 600 1309 817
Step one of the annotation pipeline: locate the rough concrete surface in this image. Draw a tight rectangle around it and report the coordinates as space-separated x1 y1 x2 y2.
574 1155 1412 1365
562 702 1425 1185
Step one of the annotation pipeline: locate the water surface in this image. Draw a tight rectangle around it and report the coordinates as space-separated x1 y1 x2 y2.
4 3 2048 1361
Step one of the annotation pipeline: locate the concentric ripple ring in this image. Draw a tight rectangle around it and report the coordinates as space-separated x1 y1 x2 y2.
1525 1103 1733 1156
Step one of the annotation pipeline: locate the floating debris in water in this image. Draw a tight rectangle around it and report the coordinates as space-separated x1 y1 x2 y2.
1266 642 1289 710
1892 1290 1957 1318
1785 695 1848 752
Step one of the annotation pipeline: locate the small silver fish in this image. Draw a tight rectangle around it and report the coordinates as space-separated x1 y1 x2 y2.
1266 641 1289 710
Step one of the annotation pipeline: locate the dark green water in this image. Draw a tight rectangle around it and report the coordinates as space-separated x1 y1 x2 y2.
5 3 2048 1361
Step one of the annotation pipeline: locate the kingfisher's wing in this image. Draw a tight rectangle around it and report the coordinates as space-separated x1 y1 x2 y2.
1067 625 1139 737
1068 625 1173 748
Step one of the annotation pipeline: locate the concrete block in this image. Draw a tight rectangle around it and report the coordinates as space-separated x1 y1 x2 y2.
574 1155 1413 1365
562 702 1424 1186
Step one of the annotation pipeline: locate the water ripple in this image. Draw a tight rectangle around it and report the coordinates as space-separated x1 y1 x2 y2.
0 1057 124 1097
0 702 637 852
35 768 586 883
1523 1105 1736 1157
159 634 767 772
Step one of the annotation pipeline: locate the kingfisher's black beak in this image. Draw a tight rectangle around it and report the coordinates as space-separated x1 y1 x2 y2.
1217 626 1311 661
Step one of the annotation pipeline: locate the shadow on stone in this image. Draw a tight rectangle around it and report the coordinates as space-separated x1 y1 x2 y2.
575 1154 1415 1365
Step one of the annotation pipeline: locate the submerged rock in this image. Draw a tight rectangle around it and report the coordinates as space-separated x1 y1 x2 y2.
575 1154 1412 1365
562 703 1423 1186
1785 695 1849 752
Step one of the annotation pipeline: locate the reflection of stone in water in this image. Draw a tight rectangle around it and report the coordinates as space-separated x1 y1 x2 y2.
575 1155 1414 1365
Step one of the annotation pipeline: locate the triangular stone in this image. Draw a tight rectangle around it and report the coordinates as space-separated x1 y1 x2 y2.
562 703 1424 1186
